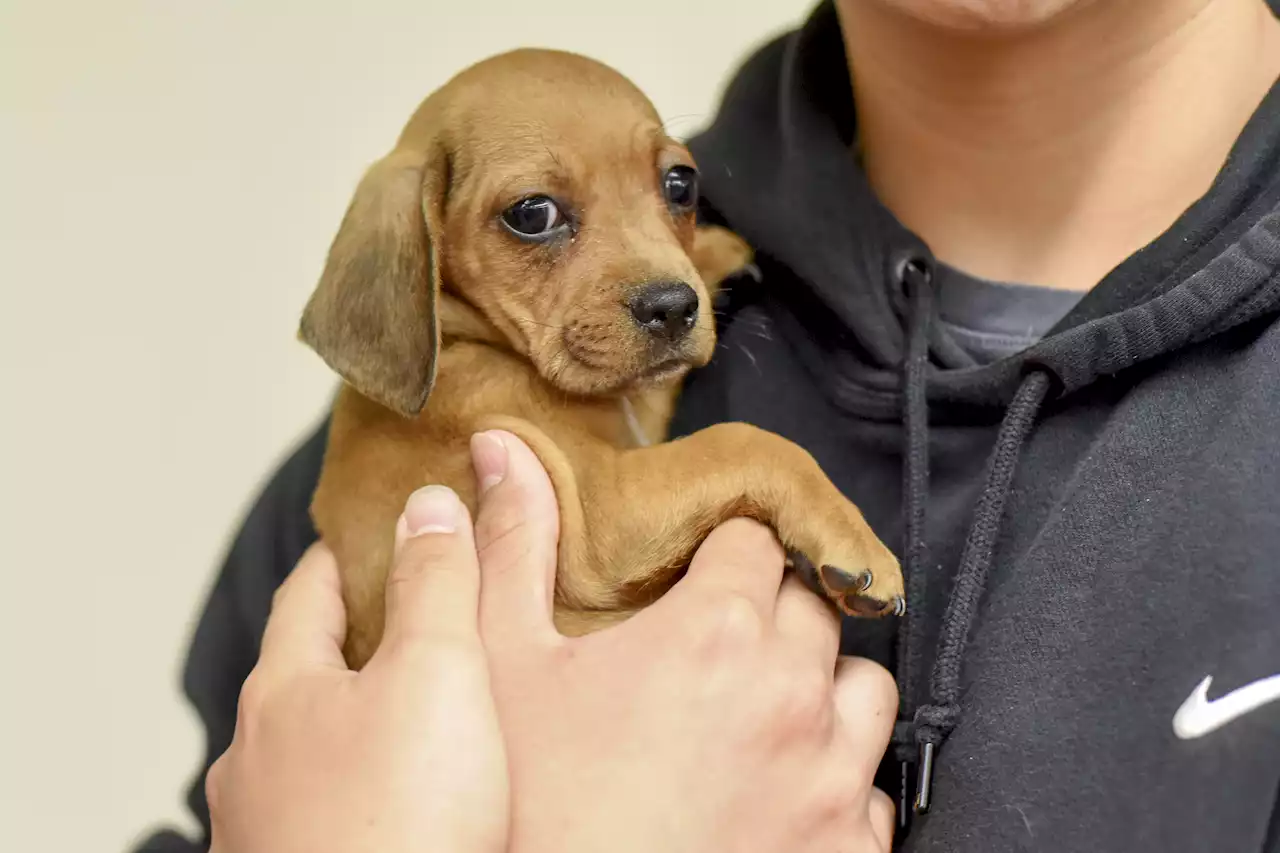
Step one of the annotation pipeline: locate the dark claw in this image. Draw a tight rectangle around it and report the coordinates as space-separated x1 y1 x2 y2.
787 550 824 599
843 592 907 618
844 593 887 616
820 564 865 593
786 555 894 619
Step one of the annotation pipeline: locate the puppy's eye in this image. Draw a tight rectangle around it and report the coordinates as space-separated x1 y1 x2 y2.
663 166 699 212
501 195 566 240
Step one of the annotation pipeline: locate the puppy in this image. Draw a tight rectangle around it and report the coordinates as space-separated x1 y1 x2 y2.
299 48 904 668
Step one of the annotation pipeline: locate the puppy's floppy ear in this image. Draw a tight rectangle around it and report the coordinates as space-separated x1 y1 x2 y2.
299 145 448 417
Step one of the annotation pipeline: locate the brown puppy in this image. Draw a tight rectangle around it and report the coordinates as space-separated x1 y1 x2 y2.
300 48 904 668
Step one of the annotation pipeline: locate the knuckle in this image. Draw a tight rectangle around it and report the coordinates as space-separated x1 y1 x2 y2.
474 511 531 563
867 787 897 848
772 664 835 733
715 516 774 549
700 518 785 574
474 505 555 574
204 755 227 815
269 579 291 613
811 770 864 829
235 669 267 722
385 543 470 601
383 561 420 597
689 592 764 657
391 535 459 577
868 663 898 704
840 658 899 710
737 520 785 561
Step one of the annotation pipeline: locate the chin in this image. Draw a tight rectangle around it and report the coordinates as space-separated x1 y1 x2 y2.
542 352 695 398
629 360 693 390
856 0 1094 31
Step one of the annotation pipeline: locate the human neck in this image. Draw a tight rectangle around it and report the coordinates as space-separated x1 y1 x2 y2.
837 0 1280 291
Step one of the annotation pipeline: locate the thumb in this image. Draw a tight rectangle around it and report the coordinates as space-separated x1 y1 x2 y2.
375 485 482 663
471 430 561 651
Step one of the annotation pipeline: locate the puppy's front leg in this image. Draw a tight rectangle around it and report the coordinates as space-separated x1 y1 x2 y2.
582 422 904 618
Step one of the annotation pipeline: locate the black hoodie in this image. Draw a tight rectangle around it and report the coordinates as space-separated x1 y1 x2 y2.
134 4 1280 852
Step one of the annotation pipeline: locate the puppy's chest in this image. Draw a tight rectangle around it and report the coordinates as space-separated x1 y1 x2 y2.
433 344 673 449
573 393 670 448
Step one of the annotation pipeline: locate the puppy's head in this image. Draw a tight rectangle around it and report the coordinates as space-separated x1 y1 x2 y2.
301 49 746 416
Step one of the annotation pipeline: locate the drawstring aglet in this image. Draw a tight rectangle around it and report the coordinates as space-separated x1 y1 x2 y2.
913 742 936 814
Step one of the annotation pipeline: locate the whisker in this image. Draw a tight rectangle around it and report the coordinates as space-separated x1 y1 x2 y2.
510 316 568 332
539 130 568 174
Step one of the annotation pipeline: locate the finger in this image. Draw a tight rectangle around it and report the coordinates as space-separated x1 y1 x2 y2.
377 485 482 657
256 542 348 677
204 752 227 820
832 656 899 774
868 787 896 852
774 574 841 667
675 517 786 619
472 430 562 651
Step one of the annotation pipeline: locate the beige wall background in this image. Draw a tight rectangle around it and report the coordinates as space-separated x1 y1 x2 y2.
1 1 816 850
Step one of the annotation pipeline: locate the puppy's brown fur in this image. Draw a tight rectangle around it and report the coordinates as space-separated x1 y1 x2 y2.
300 49 904 668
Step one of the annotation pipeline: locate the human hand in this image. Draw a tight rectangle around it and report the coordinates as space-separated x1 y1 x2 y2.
470 429 897 853
206 486 508 853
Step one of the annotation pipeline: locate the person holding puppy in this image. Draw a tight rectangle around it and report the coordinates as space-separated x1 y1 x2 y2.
136 0 1280 851
204 432 897 853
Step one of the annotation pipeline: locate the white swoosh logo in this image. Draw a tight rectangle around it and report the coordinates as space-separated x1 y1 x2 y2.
1172 673 1280 739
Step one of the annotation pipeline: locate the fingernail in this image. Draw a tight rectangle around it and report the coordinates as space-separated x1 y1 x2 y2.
402 485 461 535
470 431 508 495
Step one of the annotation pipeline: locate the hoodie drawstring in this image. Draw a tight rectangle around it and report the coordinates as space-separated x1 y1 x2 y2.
892 258 1054 822
894 259 934 826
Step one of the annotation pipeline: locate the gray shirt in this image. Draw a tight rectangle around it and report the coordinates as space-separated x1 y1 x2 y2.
934 263 1083 363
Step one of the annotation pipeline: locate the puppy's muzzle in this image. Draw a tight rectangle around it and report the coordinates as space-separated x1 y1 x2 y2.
628 281 699 342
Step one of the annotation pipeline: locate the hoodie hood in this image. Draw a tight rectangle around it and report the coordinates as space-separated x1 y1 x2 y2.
689 0 1280 826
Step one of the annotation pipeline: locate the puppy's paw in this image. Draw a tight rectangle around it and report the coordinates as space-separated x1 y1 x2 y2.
783 511 904 619
691 225 755 292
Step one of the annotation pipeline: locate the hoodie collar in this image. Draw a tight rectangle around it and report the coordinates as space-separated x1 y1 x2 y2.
691 1 1280 412
693 2 923 374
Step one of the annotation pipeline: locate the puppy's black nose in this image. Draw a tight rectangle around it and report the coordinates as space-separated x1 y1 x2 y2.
629 281 699 341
